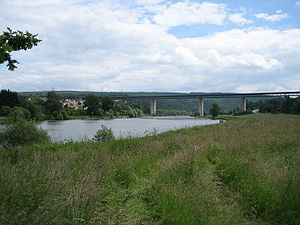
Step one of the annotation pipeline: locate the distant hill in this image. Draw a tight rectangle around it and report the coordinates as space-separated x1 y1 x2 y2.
19 91 275 113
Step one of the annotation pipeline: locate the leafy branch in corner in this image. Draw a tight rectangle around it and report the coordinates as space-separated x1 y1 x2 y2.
0 27 41 70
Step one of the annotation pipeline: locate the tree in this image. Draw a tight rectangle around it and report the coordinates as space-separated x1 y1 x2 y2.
292 97 300 114
0 106 11 116
7 107 31 122
0 27 41 70
210 103 221 118
280 97 293 114
102 96 115 112
19 96 46 120
84 95 100 116
0 89 19 108
44 91 62 115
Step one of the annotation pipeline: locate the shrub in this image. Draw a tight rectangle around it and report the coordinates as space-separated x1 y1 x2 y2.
31 104 46 121
135 108 143 117
127 109 136 118
93 125 115 142
61 110 70 120
7 110 25 122
7 107 31 122
192 112 200 117
0 106 11 116
52 111 64 120
0 119 50 147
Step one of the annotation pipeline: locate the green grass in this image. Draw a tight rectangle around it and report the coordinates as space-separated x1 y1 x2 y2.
238 113 300 118
0 116 299 225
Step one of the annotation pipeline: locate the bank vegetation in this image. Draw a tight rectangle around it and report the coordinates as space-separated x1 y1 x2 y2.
0 116 299 225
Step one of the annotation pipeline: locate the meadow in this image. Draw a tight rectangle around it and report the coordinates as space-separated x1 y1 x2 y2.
0 116 299 225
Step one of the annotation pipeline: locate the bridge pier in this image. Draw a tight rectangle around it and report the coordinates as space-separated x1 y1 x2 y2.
198 98 204 116
150 99 157 115
240 97 247 112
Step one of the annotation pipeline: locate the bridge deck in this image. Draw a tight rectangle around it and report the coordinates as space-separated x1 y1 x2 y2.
112 91 300 100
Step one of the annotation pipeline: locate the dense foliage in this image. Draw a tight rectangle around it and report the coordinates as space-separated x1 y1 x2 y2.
102 96 115 112
0 89 143 121
0 119 50 147
248 97 300 114
44 91 62 115
0 28 41 70
0 89 19 108
84 94 101 116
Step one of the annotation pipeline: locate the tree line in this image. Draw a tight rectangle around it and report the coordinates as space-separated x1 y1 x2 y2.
248 97 300 114
0 89 143 121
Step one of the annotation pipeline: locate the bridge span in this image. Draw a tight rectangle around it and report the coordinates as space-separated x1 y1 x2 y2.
112 91 300 115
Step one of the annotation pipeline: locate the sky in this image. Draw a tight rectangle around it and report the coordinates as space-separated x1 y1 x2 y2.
0 0 300 93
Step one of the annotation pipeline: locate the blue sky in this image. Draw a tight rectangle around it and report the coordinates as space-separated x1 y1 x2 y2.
0 0 300 92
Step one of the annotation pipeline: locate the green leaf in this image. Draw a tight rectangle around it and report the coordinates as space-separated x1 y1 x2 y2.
8 62 17 71
0 50 5 62
2 44 13 52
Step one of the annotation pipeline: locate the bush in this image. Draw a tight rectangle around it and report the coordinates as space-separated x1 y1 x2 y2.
52 111 64 120
0 106 11 116
126 109 136 118
61 110 70 120
30 104 46 121
93 125 115 142
7 107 31 122
7 110 25 122
0 119 50 147
192 112 200 117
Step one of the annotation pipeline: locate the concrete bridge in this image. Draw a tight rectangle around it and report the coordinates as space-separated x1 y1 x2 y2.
113 91 300 115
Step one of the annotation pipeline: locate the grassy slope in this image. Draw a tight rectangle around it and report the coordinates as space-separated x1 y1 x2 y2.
0 116 299 225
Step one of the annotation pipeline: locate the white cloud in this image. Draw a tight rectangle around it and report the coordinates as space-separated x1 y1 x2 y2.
295 1 300 6
0 1 299 92
152 1 228 27
149 1 253 27
228 13 253 25
235 83 286 93
255 13 288 22
2 0 79 6
135 0 166 5
175 47 208 67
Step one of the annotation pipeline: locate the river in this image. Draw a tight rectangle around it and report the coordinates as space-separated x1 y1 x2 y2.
37 116 219 142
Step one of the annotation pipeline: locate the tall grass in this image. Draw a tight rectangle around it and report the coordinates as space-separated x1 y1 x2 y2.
0 117 299 225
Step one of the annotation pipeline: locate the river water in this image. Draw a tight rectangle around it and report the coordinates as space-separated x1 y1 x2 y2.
37 116 219 142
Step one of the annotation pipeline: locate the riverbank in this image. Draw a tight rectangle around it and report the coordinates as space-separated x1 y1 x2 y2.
0 116 299 225
196 113 300 121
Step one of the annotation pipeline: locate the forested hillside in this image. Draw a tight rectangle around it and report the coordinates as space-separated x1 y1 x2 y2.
19 91 272 114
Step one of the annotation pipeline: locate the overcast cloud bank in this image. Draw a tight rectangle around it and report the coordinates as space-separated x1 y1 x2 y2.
0 0 300 92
